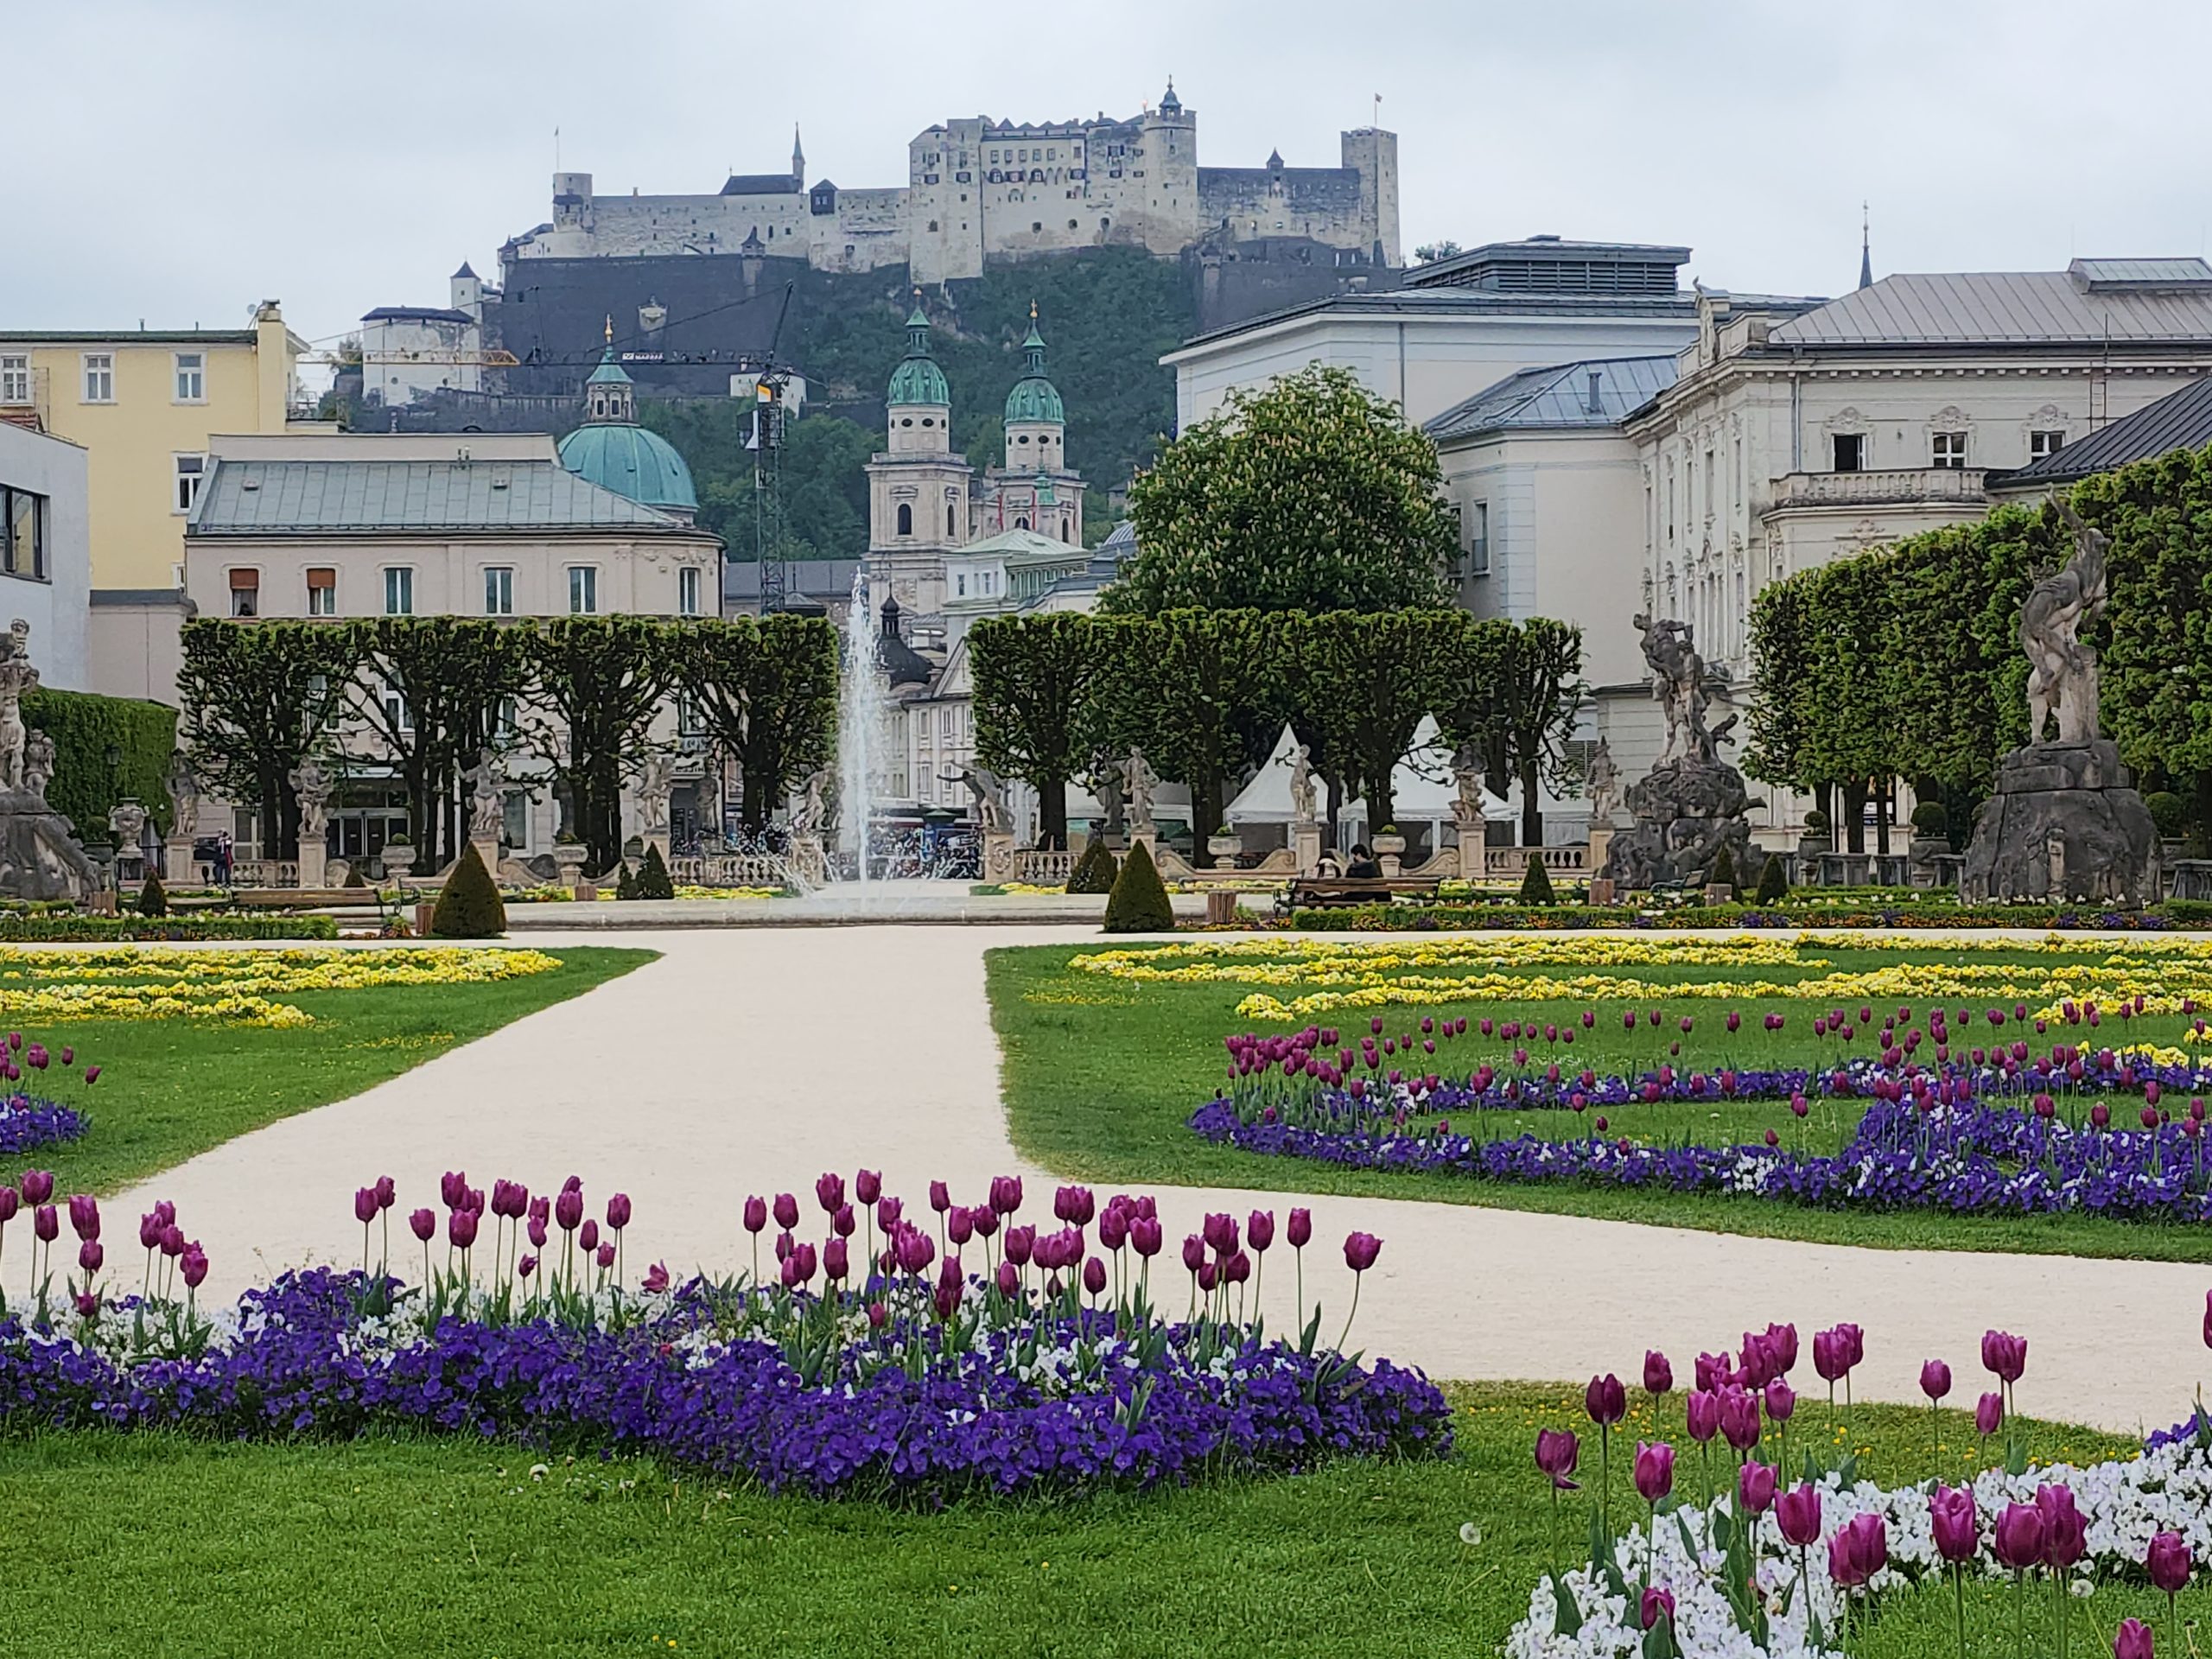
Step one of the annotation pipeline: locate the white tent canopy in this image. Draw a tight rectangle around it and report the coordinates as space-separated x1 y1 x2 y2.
1338 715 1457 829
1224 723 1305 825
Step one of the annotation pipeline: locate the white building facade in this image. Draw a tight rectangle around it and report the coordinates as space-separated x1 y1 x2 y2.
0 422 92 691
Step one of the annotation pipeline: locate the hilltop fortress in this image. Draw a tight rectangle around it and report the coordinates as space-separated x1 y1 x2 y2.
505 83 1400 285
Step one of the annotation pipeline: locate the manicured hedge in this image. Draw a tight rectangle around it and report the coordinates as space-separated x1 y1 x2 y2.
1289 901 2212 931
0 914 339 942
22 688 176 840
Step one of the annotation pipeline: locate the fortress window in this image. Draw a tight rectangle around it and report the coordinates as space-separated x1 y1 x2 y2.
1101 217 1110 231
927 219 939 232
1032 221 1042 232
1069 218 1077 227
897 503 913 537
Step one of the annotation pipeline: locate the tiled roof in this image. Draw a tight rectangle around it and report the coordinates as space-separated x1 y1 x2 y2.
1425 355 1679 442
1172 287 1697 353
1768 268 2212 348
188 459 691 534
1993 375 2212 488
361 306 473 324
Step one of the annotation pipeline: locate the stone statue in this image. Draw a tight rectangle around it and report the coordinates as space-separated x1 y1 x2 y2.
790 768 831 842
1287 740 1318 825
1124 747 1158 836
1583 737 1621 828
106 798 149 849
0 618 40 793
464 751 505 841
1087 753 1126 841
1635 613 1709 766
289 758 334 848
165 750 200 839
22 730 54 805
946 765 1011 835
635 750 677 836
2024 499 2110 745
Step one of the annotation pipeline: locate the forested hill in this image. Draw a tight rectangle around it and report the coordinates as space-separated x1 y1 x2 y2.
642 249 1197 559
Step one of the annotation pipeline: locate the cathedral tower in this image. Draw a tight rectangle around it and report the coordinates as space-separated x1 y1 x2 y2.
866 301 972 618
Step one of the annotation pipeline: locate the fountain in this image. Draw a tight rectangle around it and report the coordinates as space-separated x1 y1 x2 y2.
836 567 893 885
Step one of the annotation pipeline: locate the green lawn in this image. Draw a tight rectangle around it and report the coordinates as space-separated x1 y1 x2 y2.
987 940 2212 1262
0 1391 2154 1657
20 948 654 1194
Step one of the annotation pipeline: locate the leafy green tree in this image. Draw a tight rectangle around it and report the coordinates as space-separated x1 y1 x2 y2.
1285 610 1468 830
518 619 677 873
970 613 1107 849
345 619 527 868
1104 611 1278 868
1109 365 1457 615
1495 620 1586 849
677 614 839 831
177 620 359 861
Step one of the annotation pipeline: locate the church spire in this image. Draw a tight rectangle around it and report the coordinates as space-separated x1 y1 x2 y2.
792 124 804 184
1858 202 1873 291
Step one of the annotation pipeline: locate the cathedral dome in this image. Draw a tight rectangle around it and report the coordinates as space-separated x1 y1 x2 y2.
1003 313 1063 424
558 423 698 513
887 304 950 407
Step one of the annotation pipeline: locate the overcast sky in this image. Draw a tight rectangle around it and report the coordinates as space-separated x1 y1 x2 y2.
10 0 2210 372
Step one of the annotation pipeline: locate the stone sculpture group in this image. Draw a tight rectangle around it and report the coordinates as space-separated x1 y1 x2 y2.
0 620 99 901
1599 613 1753 891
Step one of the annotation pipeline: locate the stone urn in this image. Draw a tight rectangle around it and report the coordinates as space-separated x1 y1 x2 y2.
1206 830 1243 861
551 840 588 887
1372 830 1407 878
382 839 417 879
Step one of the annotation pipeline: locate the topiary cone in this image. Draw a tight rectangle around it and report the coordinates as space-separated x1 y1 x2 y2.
1103 839 1174 933
429 842 505 938
1516 855 1555 906
1066 836 1119 894
1753 848 1789 905
135 869 168 918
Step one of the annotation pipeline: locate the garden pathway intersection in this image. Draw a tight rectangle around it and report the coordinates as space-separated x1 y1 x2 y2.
105 926 2211 1436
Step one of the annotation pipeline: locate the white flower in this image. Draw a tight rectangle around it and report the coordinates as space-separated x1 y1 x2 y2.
529 1463 550 1481
1459 1522 1482 1547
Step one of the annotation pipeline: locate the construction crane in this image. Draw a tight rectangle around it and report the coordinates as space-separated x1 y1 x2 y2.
751 283 798 613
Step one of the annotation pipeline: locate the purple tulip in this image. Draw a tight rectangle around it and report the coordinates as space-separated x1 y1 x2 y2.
408 1207 435 1243
1003 1225 1034 1268
772 1192 799 1231
448 1208 478 1250
1342 1231 1381 1273
32 1204 56 1243
895 1229 934 1275
1719 1387 1761 1452
1976 1391 2005 1437
82 1065 99 1085
929 1180 952 1216
1082 1257 1108 1296
373 1175 396 1211
815 1173 844 1215
1247 1210 1275 1253
440 1170 467 1210
743 1195 767 1235
988 1174 1020 1215
20 1168 53 1206
1685 1389 1720 1444
0 1187 16 1224
851 1169 880 1207
1632 1440 1674 1503
1129 1215 1163 1258
1993 1502 2046 1571
555 1186 585 1232
2038 1484 2087 1571
1829 1512 1887 1586
1931 1485 1979 1562
180 1244 208 1288
67 1194 98 1242
1287 1206 1312 1249
1763 1380 1796 1423
1643 1351 1673 1395
353 1187 378 1226
1738 1459 1777 1516
594 1242 615 1271
78 1238 102 1274
1535 1427 1580 1489
527 1216 548 1249
1981 1329 2028 1384
603 1192 631 1231
1203 1212 1239 1257
2114 1618 2156 1659
73 1290 99 1318
2141 1530 2190 1595
578 1218 599 1254
875 1196 902 1231
518 1253 537 1279
1776 1483 1822 1548
1639 1586 1675 1630
1920 1359 1953 1402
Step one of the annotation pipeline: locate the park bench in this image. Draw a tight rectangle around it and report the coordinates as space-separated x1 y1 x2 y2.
1277 876 1441 917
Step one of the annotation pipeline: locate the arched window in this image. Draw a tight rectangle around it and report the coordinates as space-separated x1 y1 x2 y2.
896 503 912 537
1015 515 1029 531
946 504 957 536
1060 521 1071 543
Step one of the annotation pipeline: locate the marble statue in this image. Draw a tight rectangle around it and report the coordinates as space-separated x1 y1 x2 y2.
2025 499 2110 745
947 765 1011 835
1287 740 1318 825
165 750 200 839
1087 753 1126 841
464 751 506 841
791 768 831 842
1583 736 1621 828
289 758 334 846
1635 613 1710 766
22 730 55 804
0 618 38 791
1600 615 1752 891
1124 747 1158 836
107 798 148 849
635 750 677 836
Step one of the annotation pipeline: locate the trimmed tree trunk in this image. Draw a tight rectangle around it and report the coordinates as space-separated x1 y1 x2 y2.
1519 755 1543 848
1038 777 1068 851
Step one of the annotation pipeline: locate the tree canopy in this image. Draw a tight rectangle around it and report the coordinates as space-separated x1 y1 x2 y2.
1109 365 1458 615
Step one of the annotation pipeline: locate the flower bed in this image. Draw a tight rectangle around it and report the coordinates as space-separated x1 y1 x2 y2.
1502 1308 2212 1658
0 914 340 942
0 945 563 1026
1289 902 2209 933
0 1168 1449 1503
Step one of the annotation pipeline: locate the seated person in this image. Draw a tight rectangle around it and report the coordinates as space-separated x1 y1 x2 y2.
1342 843 1383 880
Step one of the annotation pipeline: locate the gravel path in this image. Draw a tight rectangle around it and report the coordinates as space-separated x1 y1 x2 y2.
109 925 2211 1434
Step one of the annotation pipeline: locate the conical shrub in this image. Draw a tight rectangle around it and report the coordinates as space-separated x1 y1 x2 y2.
429 842 505 938
634 844 676 899
1103 839 1174 932
1066 836 1119 893
1753 848 1789 905
136 870 168 917
1517 855 1555 906
1708 844 1738 899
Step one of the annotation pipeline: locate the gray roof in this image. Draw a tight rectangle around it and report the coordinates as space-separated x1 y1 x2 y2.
1096 519 1137 554
721 173 801 196
2070 258 2212 290
188 458 694 535
1993 376 2212 489
361 305 473 325
1426 355 1679 442
721 557 861 600
1769 267 2212 349
1174 287 1696 352
1407 238 1691 296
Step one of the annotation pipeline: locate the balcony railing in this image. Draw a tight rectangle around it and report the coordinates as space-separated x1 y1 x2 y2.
1766 467 1991 511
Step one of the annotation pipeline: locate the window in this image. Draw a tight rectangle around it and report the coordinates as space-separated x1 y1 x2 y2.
173 453 206 513
568 564 597 614
483 566 513 615
0 355 27 404
2031 429 2067 461
0 486 46 579
678 564 702 616
1831 433 1866 473
956 573 967 598
306 568 336 615
1466 500 1491 575
896 502 913 537
173 352 205 402
383 690 411 733
81 353 114 403
384 566 413 615
227 567 258 617
1931 431 1968 469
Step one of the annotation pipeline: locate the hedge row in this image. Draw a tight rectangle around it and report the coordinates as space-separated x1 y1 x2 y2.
0 915 339 942
1289 901 2212 932
22 687 177 840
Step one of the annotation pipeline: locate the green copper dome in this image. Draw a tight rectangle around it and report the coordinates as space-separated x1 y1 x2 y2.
558 423 698 512
887 304 950 407
1003 315 1064 424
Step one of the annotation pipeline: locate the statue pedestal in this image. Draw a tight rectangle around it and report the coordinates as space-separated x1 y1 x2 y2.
1961 741 2159 906
644 832 671 868
471 837 503 879
1451 800 1487 882
1599 757 1752 893
981 829 1018 884
1586 823 1613 879
164 838 197 884
1292 820 1323 876
1373 833 1406 878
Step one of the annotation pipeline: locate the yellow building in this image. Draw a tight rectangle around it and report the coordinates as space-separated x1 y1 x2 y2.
0 302 305 701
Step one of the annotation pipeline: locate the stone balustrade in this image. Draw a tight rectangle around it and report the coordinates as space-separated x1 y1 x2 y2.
1769 467 1991 510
